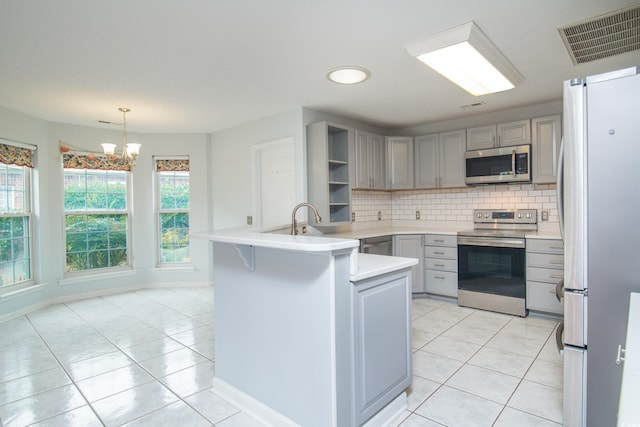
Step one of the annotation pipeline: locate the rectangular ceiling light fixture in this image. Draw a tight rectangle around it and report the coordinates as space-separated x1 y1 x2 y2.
406 21 524 96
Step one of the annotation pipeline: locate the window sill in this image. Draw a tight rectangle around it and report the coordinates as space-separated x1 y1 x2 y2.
0 282 48 300
148 265 196 274
59 269 139 286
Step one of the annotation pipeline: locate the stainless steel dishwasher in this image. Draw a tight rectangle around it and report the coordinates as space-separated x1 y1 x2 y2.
359 235 393 256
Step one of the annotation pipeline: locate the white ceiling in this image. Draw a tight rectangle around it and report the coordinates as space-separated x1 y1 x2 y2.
1 0 639 134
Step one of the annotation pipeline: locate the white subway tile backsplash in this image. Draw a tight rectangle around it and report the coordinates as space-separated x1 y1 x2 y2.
351 184 558 225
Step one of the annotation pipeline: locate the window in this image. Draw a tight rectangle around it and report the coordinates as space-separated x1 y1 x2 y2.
0 163 32 287
155 158 190 264
63 168 130 272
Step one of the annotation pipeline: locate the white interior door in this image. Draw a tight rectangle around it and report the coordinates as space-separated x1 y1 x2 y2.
252 137 295 228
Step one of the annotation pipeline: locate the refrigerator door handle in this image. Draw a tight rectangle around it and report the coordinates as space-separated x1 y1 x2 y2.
556 137 564 241
555 279 564 303
555 321 564 354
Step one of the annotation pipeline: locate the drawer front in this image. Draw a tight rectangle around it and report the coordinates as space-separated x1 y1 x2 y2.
527 266 564 284
424 234 457 247
527 239 564 254
527 252 564 269
424 246 457 259
424 257 457 272
526 281 564 314
424 269 457 297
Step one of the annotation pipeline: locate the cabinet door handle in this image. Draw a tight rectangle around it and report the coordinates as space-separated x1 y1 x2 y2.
549 260 564 265
434 263 445 267
433 251 445 255
433 239 445 243
550 274 563 279
549 246 563 250
616 345 626 364
434 276 446 280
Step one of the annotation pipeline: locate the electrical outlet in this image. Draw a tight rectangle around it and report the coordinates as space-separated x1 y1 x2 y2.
416 211 420 220
352 212 355 222
247 216 253 225
378 211 382 221
542 210 549 221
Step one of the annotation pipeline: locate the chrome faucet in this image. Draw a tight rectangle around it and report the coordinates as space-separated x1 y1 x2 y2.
291 203 322 235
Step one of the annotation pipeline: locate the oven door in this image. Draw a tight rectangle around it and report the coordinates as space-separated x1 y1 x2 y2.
457 236 527 316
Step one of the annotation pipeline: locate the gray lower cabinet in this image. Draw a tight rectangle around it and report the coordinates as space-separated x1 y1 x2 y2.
394 234 424 293
351 269 412 425
526 238 564 314
424 234 458 297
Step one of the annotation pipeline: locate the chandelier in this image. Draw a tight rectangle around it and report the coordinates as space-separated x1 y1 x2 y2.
101 107 141 160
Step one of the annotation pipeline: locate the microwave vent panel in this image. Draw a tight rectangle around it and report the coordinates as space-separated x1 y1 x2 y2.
558 5 640 65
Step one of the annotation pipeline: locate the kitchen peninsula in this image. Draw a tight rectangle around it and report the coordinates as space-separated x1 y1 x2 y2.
192 228 418 427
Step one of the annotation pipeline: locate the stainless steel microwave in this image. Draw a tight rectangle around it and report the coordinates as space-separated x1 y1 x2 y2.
465 144 531 185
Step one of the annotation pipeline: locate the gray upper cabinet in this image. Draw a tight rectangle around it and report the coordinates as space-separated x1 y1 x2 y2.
466 119 531 150
355 130 386 190
466 125 496 151
415 130 466 189
414 134 438 188
498 119 531 147
532 114 562 184
307 121 353 225
386 136 414 190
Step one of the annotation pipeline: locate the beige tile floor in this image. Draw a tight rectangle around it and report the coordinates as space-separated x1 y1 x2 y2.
0 288 563 426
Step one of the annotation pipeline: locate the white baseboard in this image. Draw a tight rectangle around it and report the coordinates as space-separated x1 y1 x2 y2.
362 392 407 427
211 377 299 427
211 377 407 427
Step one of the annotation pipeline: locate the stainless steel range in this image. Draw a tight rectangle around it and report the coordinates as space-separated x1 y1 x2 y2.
457 209 537 317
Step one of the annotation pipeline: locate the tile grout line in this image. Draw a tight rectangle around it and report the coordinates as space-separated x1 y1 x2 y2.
63 297 220 427
403 300 562 426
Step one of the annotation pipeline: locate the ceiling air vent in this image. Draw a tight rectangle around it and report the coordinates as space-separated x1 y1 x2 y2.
559 5 640 65
460 102 485 109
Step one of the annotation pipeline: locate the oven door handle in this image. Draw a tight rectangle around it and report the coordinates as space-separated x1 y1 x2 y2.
457 236 525 248
511 149 516 176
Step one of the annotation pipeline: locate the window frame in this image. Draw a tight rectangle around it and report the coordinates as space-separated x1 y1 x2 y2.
0 163 34 289
62 168 133 274
154 157 190 266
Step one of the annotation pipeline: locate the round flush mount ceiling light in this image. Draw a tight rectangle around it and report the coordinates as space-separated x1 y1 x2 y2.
327 66 370 84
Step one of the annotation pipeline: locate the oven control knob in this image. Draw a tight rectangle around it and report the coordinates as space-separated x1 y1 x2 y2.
526 212 532 219
517 213 523 218
476 212 482 219
484 213 490 218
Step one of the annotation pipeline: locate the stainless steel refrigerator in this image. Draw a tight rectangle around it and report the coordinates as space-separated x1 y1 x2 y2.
560 66 640 427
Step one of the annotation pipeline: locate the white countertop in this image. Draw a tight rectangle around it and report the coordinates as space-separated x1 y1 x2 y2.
524 230 562 240
191 228 359 252
327 225 461 240
193 222 562 253
326 225 561 241
351 253 419 282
